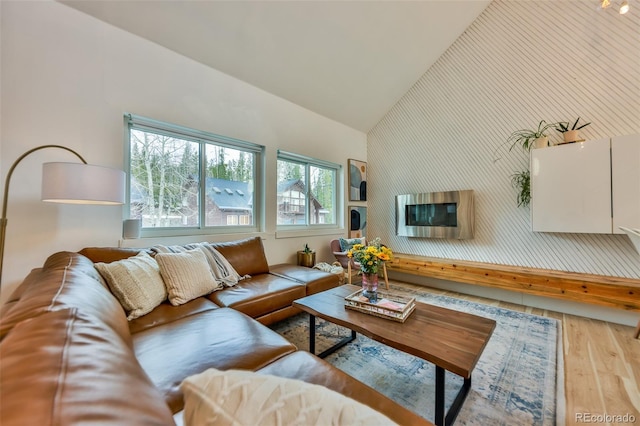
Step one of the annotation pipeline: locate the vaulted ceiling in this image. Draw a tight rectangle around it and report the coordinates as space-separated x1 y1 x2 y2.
60 1 491 132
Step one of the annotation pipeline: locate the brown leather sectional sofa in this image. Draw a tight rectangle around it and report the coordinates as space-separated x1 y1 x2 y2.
0 236 432 425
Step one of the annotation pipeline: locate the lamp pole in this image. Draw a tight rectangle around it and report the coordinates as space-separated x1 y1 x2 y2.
0 145 87 288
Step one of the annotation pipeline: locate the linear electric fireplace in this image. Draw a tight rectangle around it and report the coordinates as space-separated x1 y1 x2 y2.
396 190 475 239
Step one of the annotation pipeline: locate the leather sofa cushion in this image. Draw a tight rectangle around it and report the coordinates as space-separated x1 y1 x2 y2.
254 305 301 326
132 307 296 413
0 252 130 345
207 274 306 318
1 278 30 315
0 308 174 426
210 236 270 276
128 298 219 334
257 351 433 426
79 246 149 263
269 263 340 295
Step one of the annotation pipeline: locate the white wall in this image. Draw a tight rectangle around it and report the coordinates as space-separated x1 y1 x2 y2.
369 0 640 277
0 0 366 305
367 1 640 325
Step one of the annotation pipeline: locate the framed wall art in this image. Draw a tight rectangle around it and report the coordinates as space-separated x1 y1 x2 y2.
348 159 367 201
348 206 367 238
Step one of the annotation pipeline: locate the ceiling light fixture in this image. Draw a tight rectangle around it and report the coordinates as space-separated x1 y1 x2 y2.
598 0 631 14
620 0 630 13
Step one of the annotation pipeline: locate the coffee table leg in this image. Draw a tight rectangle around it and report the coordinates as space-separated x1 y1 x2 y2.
309 314 316 355
435 366 445 426
434 365 472 426
446 376 471 426
318 330 356 359
307 314 356 359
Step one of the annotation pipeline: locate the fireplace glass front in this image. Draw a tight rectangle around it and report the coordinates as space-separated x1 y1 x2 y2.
396 190 474 239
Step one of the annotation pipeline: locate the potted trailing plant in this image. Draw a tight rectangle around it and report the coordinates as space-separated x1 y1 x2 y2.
297 243 316 267
507 120 558 152
494 121 553 208
494 120 557 163
511 170 531 208
555 117 591 144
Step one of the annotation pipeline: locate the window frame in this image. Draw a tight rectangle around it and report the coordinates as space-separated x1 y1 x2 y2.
124 114 265 238
276 150 342 234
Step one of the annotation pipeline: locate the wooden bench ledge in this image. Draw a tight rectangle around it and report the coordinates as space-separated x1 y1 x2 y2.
387 253 640 312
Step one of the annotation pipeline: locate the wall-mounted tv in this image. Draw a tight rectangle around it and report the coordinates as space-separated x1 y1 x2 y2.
396 190 474 239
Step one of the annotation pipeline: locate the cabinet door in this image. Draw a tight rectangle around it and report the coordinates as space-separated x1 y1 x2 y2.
612 133 640 234
531 138 611 233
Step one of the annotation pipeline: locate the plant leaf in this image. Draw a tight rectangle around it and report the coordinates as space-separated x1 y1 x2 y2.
571 117 581 130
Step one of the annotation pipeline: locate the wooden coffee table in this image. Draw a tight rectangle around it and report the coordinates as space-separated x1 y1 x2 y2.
293 284 496 426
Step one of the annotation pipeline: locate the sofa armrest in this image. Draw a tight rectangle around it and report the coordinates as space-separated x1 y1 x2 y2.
211 236 269 276
1 308 174 425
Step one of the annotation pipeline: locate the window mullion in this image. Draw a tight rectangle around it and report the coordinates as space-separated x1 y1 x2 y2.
199 140 206 229
305 163 311 226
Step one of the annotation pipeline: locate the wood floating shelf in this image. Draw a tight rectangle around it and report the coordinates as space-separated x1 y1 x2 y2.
388 254 640 312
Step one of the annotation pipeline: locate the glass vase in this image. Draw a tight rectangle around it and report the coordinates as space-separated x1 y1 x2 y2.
362 272 379 303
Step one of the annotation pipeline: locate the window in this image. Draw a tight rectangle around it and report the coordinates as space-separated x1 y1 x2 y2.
126 114 263 236
277 151 339 228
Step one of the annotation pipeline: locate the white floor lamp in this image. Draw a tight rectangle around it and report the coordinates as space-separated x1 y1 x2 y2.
0 145 125 289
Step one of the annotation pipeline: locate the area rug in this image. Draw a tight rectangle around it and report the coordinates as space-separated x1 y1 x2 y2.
271 283 564 426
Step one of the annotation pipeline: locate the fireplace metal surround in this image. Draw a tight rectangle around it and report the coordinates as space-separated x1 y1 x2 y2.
396 190 475 239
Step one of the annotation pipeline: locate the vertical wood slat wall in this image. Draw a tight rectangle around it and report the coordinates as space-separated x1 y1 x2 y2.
367 0 640 278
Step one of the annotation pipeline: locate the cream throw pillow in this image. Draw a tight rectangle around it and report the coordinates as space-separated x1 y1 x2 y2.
94 251 167 320
153 243 248 287
155 248 220 306
181 368 397 426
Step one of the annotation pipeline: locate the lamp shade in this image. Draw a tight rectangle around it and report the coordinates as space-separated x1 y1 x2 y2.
620 0 630 14
41 162 125 205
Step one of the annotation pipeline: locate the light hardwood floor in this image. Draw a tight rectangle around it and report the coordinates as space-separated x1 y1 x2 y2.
386 279 640 426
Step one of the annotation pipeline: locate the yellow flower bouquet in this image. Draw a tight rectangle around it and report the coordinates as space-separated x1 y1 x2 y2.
347 237 393 275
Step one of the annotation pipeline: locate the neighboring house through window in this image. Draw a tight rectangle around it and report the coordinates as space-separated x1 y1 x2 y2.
277 151 339 228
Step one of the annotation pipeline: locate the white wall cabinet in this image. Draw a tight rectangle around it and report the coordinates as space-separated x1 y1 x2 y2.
530 134 640 234
611 134 640 234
